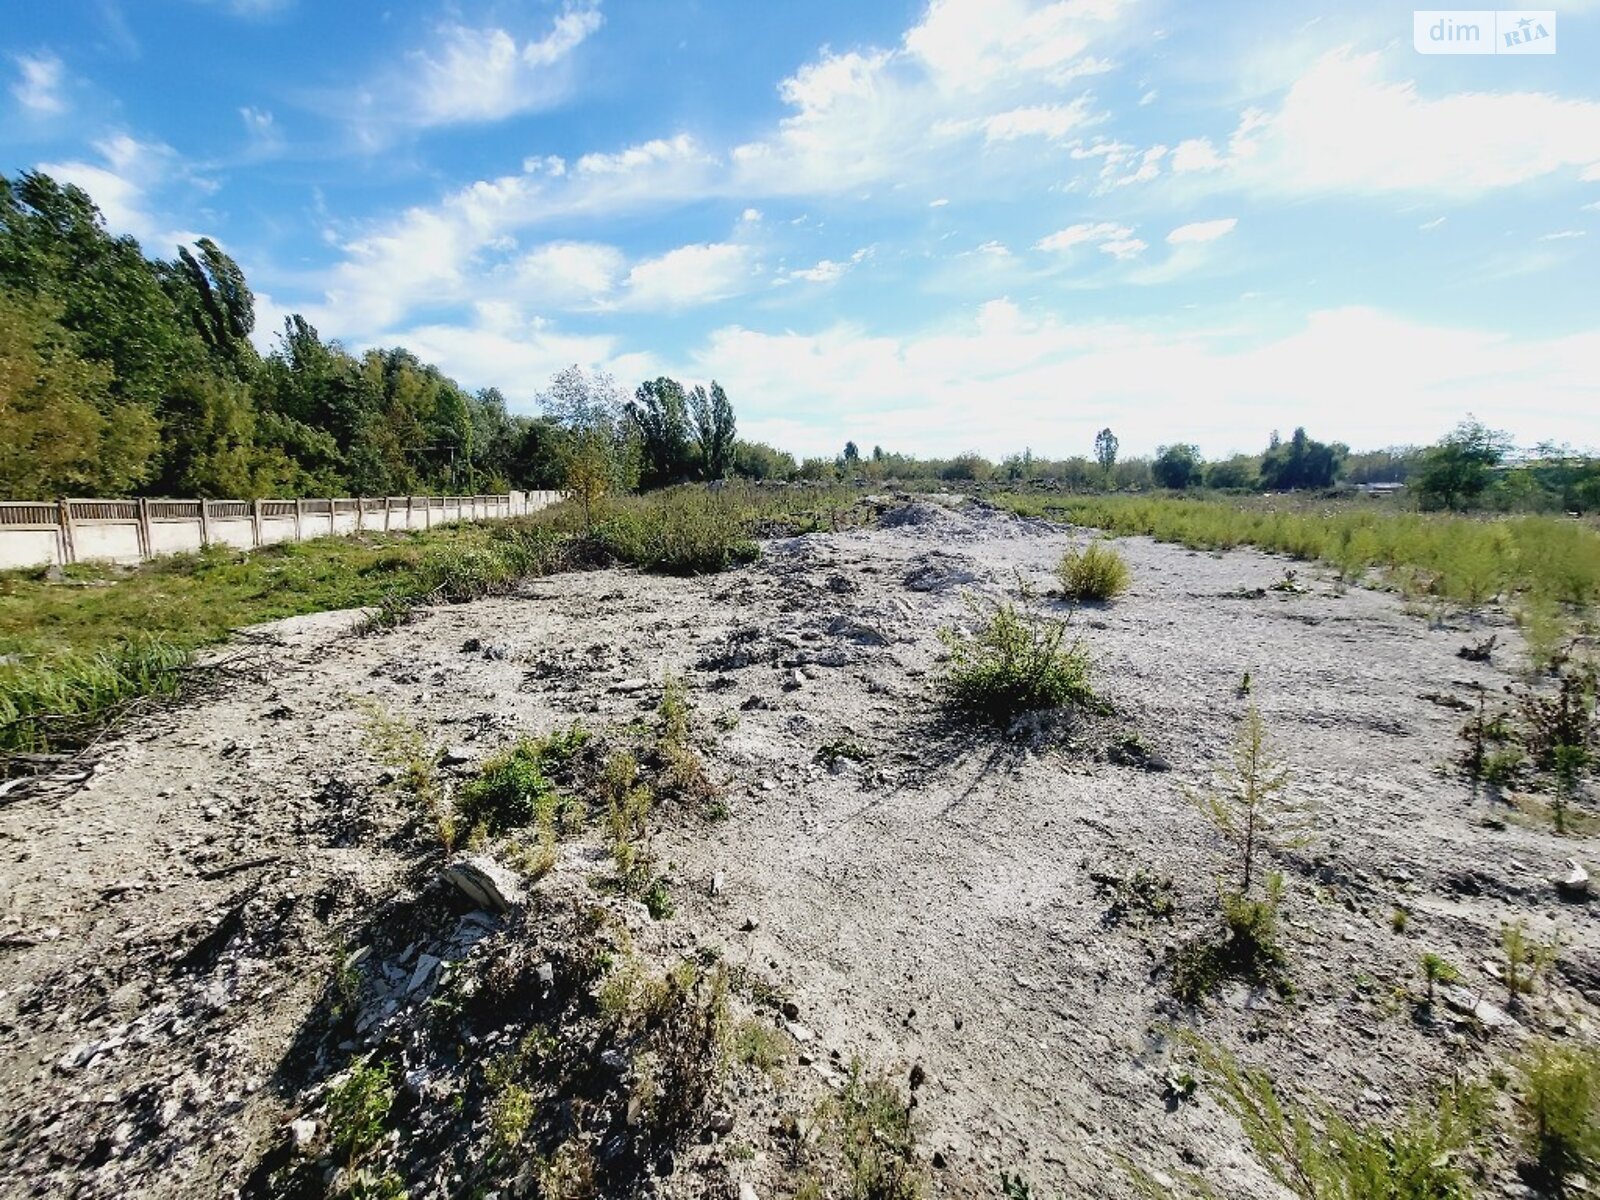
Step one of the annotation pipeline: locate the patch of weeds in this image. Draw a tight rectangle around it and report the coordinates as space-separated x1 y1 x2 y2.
999 1173 1034 1199
1392 907 1410 933
332 945 364 1019
940 584 1094 725
639 962 729 1143
0 635 190 766
456 728 591 836
354 591 415 634
1057 539 1131 601
1515 1039 1600 1193
1092 867 1176 925
817 738 869 767
1269 568 1306 595
1127 1034 1487 1199
1170 876 1291 1003
326 1058 396 1170
733 1018 789 1075
1501 920 1559 1011
536 1137 598 1199
359 700 453 850
822 1063 923 1200
1418 952 1461 1008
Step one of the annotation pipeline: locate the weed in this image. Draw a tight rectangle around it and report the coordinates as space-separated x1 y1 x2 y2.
641 962 729 1143
326 1058 396 1168
817 738 869 767
1392 907 1410 933
1093 868 1177 925
1128 1034 1486 1199
457 726 590 836
1518 660 1596 780
999 1173 1034 1199
1057 540 1131 601
0 636 189 766
824 1063 923 1200
1170 877 1292 1003
1501 921 1559 1010
1515 1039 1600 1191
359 701 453 850
940 586 1094 725
1419 953 1461 1006
1189 705 1311 894
733 1018 789 1075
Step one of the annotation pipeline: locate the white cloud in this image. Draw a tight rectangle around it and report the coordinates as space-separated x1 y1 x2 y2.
620 242 756 310
37 135 206 251
929 198 950 207
384 319 620 409
790 259 850 284
11 52 66 114
1139 89 1158 106
664 303 1600 459
980 101 1094 142
1171 136 1223 172
1166 217 1237 244
1198 50 1600 196
976 240 1012 256
511 241 625 303
1539 230 1586 241
1419 216 1447 231
1036 221 1144 258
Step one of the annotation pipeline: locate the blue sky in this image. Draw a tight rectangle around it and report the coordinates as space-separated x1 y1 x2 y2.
4 0 1599 459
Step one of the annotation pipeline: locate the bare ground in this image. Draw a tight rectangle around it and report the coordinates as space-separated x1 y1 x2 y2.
1 495 1595 1198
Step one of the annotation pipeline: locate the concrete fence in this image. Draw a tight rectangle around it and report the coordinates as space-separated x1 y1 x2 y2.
0 491 567 571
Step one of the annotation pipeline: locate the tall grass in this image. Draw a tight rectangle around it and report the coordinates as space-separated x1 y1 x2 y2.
999 493 1600 611
0 636 189 761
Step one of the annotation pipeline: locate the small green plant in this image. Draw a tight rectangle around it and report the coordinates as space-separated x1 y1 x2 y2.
1171 876 1291 1002
1057 540 1131 601
1419 953 1461 1006
1190 705 1310 894
326 1058 396 1169
999 1172 1033 1199
1501 920 1559 1010
1391 907 1410 933
1128 1035 1486 1200
654 673 718 803
734 1018 789 1075
940 586 1094 725
824 1063 923 1200
1516 1039 1600 1192
359 700 454 850
1239 669 1253 696
457 725 590 836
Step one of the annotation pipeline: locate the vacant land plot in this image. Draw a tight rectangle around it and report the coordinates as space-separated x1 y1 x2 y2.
0 495 1594 1198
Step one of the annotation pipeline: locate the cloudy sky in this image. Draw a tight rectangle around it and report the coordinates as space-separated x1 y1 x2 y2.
4 0 1599 458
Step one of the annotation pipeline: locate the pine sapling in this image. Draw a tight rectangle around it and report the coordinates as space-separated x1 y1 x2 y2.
1190 704 1311 895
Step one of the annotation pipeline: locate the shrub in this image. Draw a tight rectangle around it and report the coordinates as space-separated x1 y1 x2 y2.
457 726 589 836
827 1064 923 1200
1057 540 1131 601
1171 881 1291 1003
326 1058 396 1168
594 487 759 575
1516 1039 1600 1190
940 589 1094 724
1190 705 1311 894
1419 952 1461 1005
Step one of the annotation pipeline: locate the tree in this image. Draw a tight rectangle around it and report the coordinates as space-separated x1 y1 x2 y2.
563 428 612 531
1190 705 1311 894
0 289 159 498
627 377 693 488
166 237 257 369
1206 454 1259 491
1094 428 1118 481
1415 418 1514 511
1259 426 1346 490
1152 443 1204 489
843 441 861 464
690 381 737 479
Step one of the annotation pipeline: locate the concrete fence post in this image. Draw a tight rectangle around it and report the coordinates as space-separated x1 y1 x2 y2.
294 497 305 543
136 498 152 559
251 498 263 548
57 497 76 566
199 498 213 548
356 496 364 532
383 496 392 532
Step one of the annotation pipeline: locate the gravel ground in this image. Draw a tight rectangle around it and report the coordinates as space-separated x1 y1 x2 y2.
1 495 1594 1199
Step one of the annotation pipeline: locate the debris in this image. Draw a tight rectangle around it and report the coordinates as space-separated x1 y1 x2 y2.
1555 859 1590 900
289 1118 317 1153
440 746 475 766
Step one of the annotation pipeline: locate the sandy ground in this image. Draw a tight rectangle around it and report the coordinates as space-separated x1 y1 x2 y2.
1 496 1595 1198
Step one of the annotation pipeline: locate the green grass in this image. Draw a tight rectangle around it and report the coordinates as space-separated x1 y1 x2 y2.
998 492 1600 611
940 590 1095 724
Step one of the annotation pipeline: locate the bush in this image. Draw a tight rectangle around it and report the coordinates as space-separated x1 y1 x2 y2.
1171 881 1290 1002
594 487 759 575
940 591 1094 724
456 726 589 835
1517 1039 1600 1189
1057 541 1131 601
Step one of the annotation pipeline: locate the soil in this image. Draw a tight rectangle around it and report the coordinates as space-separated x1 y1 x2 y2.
1 494 1595 1199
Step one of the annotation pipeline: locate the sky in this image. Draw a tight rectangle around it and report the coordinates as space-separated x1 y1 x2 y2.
3 0 1599 460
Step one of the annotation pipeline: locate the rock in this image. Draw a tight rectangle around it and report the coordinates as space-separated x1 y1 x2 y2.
932 1151 948 1169
711 871 726 897
536 962 555 989
1440 985 1514 1030
441 856 523 914
740 695 770 711
910 1063 926 1089
56 1043 94 1072
904 563 977 592
784 668 805 691
440 745 475 766
460 637 482 653
739 1183 760 1200
826 616 888 645
781 1000 801 1020
611 678 651 693
289 1118 317 1154
406 953 440 994
1556 859 1590 900
741 915 760 932
785 1020 815 1043
707 1109 736 1135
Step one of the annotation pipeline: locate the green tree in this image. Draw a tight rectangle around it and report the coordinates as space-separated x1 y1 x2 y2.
1153 443 1204 489
1259 427 1346 490
1415 418 1515 510
690 381 737 479
0 290 159 497
1094 428 1118 481
628 377 693 488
